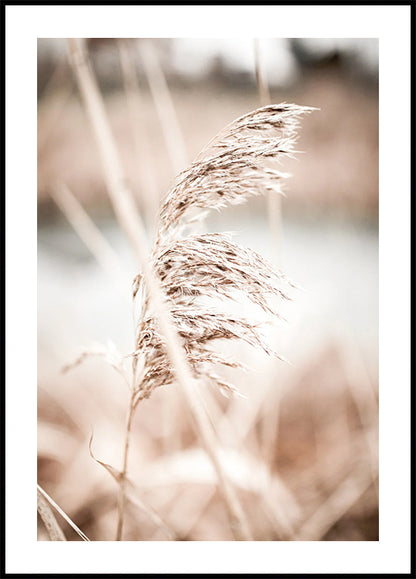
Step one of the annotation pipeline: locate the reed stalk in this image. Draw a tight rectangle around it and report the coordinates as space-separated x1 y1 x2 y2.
37 484 90 541
254 37 282 262
67 37 253 542
139 40 188 175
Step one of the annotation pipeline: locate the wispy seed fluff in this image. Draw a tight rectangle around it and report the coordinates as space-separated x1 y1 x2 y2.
132 103 312 405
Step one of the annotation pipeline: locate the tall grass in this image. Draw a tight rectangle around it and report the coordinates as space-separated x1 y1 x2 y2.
65 37 311 541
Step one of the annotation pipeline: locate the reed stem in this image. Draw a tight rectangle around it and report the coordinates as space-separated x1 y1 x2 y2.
115 393 135 541
254 38 282 263
67 37 253 542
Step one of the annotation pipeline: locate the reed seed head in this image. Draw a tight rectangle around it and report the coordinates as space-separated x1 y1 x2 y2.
133 103 312 402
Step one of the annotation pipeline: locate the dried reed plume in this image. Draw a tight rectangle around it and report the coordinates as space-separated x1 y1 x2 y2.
132 104 312 403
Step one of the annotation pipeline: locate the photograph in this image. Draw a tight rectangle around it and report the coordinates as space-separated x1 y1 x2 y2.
37 36 379 543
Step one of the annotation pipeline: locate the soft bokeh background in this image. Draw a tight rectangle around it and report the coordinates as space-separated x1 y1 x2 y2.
37 38 379 541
